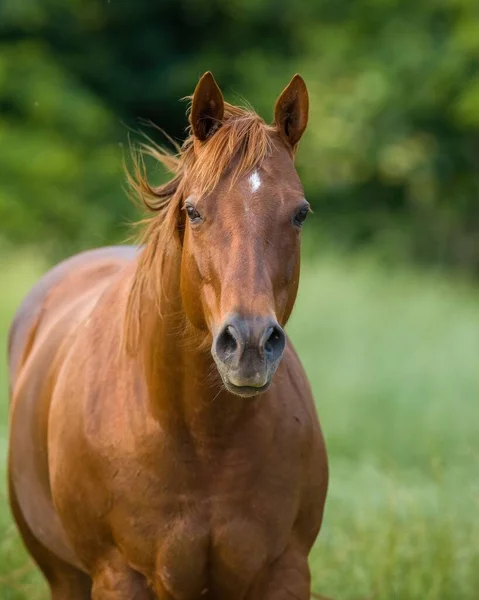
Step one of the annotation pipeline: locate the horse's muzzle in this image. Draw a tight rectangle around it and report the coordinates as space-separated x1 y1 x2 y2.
212 314 286 397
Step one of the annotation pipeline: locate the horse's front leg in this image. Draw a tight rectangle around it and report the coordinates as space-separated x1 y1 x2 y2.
91 551 155 600
250 544 312 600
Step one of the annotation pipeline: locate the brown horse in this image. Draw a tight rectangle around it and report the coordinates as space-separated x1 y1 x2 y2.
7 72 328 600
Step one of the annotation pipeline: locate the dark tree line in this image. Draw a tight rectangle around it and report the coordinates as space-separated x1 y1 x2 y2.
1 0 479 271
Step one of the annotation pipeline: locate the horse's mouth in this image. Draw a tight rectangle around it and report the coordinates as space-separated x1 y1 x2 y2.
222 379 271 398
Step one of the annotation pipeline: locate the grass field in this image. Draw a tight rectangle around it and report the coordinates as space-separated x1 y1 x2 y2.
1 250 479 599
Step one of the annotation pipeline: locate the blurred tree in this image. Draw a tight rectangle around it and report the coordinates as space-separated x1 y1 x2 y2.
0 0 478 270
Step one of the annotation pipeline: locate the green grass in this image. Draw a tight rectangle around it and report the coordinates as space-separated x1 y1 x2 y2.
1 250 479 599
0 251 49 600
291 256 479 599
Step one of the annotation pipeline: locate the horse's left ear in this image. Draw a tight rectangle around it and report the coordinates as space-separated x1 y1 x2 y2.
274 74 309 149
190 71 225 142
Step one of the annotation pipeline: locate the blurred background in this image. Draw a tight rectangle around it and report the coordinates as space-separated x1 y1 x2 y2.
1 1 479 599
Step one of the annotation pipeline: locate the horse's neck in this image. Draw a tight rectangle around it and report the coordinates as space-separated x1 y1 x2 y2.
137 256 254 446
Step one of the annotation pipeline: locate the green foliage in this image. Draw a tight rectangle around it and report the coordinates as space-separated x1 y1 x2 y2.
0 38 131 255
1 0 479 268
1 252 479 598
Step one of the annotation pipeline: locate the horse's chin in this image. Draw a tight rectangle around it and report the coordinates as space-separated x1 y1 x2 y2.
222 378 272 398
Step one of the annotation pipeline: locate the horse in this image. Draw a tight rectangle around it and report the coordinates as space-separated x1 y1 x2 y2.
7 72 329 600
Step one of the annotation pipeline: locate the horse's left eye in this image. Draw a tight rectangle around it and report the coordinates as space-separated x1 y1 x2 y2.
185 204 202 222
293 206 310 227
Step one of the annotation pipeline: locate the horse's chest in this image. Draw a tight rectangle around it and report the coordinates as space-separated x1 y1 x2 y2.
112 476 298 600
153 513 270 599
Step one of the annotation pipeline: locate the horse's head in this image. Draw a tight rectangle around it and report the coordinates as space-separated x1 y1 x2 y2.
179 73 310 397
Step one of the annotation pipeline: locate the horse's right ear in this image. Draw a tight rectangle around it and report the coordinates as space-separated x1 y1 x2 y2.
190 72 225 142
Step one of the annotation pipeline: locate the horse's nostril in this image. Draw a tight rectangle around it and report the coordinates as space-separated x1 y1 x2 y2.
223 326 238 354
215 324 239 362
264 325 285 361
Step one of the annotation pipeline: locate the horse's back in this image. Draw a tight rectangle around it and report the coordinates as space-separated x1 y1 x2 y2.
8 245 137 388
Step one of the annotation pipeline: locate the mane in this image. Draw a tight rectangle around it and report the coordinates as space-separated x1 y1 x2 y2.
123 101 276 355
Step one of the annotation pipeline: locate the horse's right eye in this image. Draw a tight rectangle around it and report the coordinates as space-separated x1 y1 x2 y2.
185 204 202 223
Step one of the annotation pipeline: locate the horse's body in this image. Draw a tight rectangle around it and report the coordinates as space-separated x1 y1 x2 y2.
8 73 328 599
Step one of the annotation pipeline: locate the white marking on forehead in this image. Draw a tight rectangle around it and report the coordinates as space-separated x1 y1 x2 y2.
249 170 261 193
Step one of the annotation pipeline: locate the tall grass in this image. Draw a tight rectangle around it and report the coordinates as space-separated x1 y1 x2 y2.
292 256 479 599
1 250 478 599
0 251 49 600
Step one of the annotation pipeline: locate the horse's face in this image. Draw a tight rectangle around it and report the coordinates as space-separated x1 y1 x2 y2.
181 73 309 397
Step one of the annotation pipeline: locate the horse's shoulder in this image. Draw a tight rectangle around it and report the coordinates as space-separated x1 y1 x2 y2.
275 337 322 448
8 245 138 386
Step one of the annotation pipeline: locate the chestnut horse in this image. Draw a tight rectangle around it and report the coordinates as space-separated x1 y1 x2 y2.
8 72 328 600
